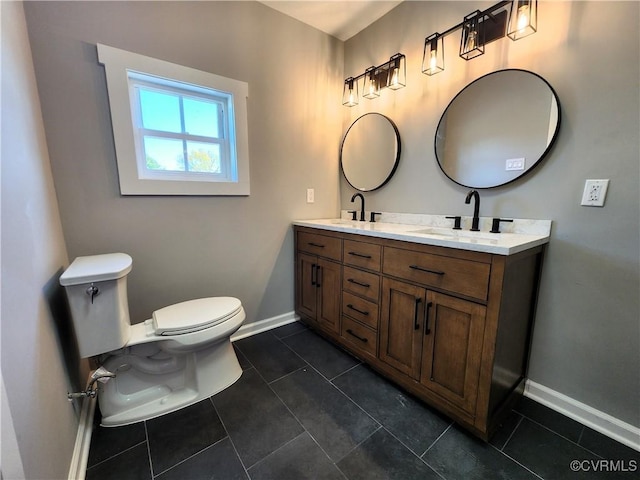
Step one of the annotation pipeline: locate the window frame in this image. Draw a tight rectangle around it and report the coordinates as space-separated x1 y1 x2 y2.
98 43 250 195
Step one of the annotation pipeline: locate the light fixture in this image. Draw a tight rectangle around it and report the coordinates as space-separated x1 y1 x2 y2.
342 53 406 107
342 77 358 107
422 33 444 75
460 10 485 60
421 0 538 77
507 0 537 41
362 66 380 99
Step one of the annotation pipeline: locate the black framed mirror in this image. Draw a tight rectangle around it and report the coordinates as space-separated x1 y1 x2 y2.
340 113 401 191
435 69 561 189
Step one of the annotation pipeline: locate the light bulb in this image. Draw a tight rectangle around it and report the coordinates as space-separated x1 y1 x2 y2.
429 50 438 72
466 30 477 52
517 5 530 32
390 67 399 87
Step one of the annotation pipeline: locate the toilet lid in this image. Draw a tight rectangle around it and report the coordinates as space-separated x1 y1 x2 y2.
152 297 242 335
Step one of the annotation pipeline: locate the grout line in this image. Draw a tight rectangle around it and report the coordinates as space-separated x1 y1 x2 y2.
420 422 453 458
500 414 524 451
494 445 545 480
209 398 252 479
329 360 363 382
84 439 148 471
144 421 155 479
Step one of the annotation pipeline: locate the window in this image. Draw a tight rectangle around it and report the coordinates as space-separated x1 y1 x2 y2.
98 44 250 195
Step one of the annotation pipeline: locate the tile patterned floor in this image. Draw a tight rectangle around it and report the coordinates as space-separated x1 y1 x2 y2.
86 323 639 479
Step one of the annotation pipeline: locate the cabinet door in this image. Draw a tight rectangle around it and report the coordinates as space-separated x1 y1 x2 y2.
297 252 317 319
420 291 486 414
380 278 425 379
316 258 341 334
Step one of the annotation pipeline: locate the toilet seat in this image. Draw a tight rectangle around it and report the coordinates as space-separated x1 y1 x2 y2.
153 297 243 336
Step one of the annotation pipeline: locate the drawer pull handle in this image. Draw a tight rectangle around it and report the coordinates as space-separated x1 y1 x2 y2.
409 265 445 276
311 264 317 286
347 278 371 288
424 301 433 335
346 329 368 343
316 265 322 287
308 242 325 248
348 251 372 259
346 304 369 316
414 297 422 330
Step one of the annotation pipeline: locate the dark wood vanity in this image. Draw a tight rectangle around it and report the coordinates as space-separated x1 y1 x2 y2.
294 225 545 440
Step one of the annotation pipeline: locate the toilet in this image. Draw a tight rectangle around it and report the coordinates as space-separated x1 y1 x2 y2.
60 253 245 426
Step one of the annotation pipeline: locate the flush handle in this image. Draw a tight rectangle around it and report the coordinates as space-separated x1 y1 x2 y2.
86 284 99 304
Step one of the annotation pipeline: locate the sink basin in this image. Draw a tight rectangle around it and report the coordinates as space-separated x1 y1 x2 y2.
409 227 458 237
410 227 499 242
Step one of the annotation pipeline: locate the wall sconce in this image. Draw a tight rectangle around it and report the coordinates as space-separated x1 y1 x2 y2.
422 0 538 76
507 0 537 40
342 53 406 107
342 77 358 107
422 33 444 76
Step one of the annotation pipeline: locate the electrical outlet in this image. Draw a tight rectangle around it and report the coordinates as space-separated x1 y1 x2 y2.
581 179 609 207
306 188 315 203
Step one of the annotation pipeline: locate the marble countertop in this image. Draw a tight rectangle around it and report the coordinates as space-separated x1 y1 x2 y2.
293 212 551 256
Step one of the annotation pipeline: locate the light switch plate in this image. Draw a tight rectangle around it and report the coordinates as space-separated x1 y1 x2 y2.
306 188 315 203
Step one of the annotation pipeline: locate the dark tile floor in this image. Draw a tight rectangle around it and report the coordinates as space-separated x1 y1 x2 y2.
86 322 639 480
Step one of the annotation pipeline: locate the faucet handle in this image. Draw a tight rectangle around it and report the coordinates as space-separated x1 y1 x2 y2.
347 210 358 221
445 216 462 230
369 212 382 223
490 218 513 233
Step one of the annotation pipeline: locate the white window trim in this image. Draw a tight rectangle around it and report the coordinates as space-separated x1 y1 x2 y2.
98 43 250 195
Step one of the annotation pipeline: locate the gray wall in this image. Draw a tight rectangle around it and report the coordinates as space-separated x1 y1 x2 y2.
1 2 88 478
341 1 639 427
24 1 344 325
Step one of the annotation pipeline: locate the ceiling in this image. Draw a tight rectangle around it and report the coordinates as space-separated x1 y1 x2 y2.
260 1 403 41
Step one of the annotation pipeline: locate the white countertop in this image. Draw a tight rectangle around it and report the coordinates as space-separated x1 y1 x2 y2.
293 212 551 256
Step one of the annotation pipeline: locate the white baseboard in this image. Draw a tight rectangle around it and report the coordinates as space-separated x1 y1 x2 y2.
524 380 640 452
67 393 96 480
231 311 299 341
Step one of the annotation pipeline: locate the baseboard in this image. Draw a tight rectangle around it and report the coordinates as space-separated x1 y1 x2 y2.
231 311 299 341
67 393 97 480
524 380 640 452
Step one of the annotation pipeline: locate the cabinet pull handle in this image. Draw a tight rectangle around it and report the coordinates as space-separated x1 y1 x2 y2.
316 265 322 287
346 329 368 343
348 251 372 259
409 264 445 276
424 301 433 335
414 297 422 330
308 242 325 248
311 264 317 286
347 278 371 288
346 304 369 316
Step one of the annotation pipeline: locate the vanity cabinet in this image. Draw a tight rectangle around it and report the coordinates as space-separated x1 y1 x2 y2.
294 225 544 441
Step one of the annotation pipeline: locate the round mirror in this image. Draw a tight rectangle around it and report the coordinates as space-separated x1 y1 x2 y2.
340 113 401 191
435 69 560 189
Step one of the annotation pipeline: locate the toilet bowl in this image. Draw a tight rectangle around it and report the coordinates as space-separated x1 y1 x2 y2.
60 253 245 426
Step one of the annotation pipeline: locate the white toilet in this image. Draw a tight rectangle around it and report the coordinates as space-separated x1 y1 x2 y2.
60 253 245 426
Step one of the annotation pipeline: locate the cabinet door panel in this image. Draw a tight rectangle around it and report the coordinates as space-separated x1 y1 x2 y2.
380 278 424 379
317 258 341 334
297 253 317 319
420 291 486 414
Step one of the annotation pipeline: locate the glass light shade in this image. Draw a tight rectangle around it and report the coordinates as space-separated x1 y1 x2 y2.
342 77 358 107
362 67 380 99
386 54 406 90
422 33 444 76
460 11 485 60
507 0 537 40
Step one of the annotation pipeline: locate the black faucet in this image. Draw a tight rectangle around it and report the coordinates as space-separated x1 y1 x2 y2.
465 190 480 231
350 193 365 221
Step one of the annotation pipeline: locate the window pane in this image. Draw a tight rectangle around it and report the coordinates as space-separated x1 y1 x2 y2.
144 137 185 171
139 88 182 133
184 98 219 138
186 141 221 173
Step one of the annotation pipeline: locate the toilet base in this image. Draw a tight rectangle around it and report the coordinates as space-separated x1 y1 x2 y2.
97 339 242 427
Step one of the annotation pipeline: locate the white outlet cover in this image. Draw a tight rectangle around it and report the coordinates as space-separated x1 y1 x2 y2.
581 179 609 207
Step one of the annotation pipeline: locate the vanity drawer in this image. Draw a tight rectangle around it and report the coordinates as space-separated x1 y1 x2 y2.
343 266 380 302
382 247 491 301
342 292 378 330
343 240 382 271
341 316 377 358
297 231 342 261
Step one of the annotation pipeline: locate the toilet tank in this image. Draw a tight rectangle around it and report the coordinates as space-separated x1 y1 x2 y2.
60 253 133 358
